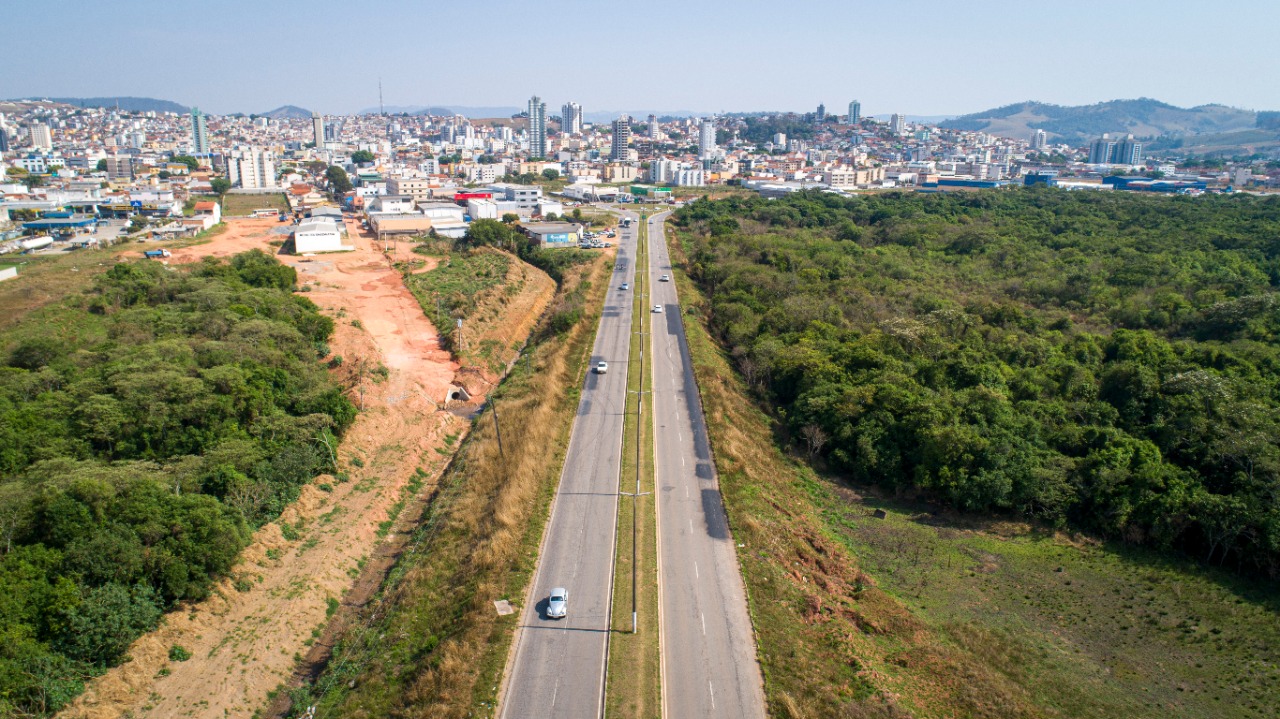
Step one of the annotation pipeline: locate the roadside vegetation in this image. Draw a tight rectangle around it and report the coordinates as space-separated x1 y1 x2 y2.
402 248 512 350
664 190 1280 717
677 189 1280 578
277 239 606 718
0 251 354 716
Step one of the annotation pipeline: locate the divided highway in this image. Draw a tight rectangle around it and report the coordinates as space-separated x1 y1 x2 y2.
649 211 767 718
501 211 638 719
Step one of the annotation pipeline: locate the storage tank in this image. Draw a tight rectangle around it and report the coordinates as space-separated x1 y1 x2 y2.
21 237 54 251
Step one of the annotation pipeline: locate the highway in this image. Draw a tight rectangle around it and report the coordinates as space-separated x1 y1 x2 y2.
648 211 767 718
500 210 638 719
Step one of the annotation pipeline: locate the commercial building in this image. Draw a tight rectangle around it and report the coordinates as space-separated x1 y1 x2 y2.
386 176 434 204
611 115 632 161
847 100 861 124
30 123 52 150
528 96 547 158
561 101 582 135
225 147 276 188
522 221 583 248
816 104 826 121
487 182 542 209
293 217 350 254
191 108 210 155
312 112 325 146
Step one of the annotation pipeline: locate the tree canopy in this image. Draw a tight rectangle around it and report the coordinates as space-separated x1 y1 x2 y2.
0 251 354 715
676 188 1280 578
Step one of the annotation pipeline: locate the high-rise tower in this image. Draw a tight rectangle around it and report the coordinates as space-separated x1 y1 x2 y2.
847 100 861 124
528 96 547 158
611 115 632 161
698 117 717 158
561 101 582 135
191 108 210 155
312 112 325 147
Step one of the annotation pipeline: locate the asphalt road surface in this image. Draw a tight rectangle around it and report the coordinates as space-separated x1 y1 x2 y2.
501 211 638 719
649 211 767 718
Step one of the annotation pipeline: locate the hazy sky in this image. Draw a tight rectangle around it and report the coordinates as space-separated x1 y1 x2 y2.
5 0 1279 116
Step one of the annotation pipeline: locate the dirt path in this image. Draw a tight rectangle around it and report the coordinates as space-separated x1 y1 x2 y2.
63 218 551 719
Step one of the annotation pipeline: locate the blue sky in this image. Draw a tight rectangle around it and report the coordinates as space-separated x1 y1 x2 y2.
4 0 1278 116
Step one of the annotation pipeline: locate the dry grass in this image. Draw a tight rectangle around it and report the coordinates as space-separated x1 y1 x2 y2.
283 252 613 718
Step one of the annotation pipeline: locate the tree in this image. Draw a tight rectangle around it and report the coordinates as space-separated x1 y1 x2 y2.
171 155 199 171
325 166 353 194
6 166 28 176
95 159 107 172
128 215 149 233
351 150 375 164
541 168 561 181
158 170 172 180
209 177 231 195
306 160 328 176
501 213 520 224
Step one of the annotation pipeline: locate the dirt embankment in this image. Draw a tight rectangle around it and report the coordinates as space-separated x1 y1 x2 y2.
63 218 554 719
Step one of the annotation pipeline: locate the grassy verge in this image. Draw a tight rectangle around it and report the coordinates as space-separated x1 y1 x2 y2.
275 252 613 719
606 214 661 718
400 247 512 351
663 224 1280 718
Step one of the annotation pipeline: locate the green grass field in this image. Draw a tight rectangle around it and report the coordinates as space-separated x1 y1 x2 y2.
216 192 291 216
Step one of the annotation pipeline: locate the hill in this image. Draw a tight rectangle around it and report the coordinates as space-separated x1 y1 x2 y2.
941 98 1259 145
26 96 191 114
262 104 312 119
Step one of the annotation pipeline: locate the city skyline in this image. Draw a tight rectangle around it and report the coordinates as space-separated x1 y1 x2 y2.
3 1 1279 116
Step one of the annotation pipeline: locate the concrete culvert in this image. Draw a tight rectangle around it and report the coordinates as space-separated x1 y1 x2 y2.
446 385 471 402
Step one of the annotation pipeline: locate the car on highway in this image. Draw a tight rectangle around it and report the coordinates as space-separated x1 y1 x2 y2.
652 305 663 313
620 282 630 290
660 274 670 282
595 361 608 374
547 588 568 619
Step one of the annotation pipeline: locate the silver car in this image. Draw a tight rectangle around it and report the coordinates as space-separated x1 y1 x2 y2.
652 305 663 313
548 587 568 619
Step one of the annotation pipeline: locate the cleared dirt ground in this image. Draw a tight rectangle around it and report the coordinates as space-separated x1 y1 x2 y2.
63 218 553 719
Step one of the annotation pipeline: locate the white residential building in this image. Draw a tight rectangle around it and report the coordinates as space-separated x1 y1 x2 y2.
226 147 277 189
29 123 52 150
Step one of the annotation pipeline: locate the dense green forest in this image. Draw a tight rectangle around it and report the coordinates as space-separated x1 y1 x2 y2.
0 251 354 715
674 189 1280 578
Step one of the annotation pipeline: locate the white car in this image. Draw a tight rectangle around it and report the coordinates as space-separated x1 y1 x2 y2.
652 305 663 313
548 587 568 619
595 361 608 374
659 274 670 282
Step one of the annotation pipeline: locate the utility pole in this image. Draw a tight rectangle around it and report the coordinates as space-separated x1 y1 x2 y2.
490 394 505 459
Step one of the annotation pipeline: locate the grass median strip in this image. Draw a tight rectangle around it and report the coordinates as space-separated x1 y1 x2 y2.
606 214 662 719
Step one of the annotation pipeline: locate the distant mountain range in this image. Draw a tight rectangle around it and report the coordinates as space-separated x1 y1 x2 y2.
941 98 1264 145
261 105 312 120
12 96 192 114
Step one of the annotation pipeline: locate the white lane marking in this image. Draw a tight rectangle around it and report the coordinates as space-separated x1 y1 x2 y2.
701 612 706 635
552 678 560 707
681 456 686 467
709 680 716 710
685 486 689 498
689 519 693 533
694 562 699 579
